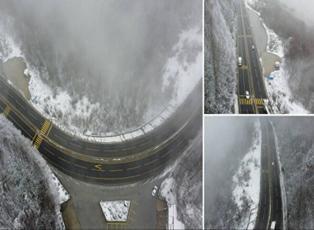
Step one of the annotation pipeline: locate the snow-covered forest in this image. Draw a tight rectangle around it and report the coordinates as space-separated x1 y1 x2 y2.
204 0 238 114
273 117 314 229
0 115 64 229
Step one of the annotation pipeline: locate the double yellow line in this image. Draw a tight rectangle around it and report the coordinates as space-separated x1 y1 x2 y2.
33 120 52 149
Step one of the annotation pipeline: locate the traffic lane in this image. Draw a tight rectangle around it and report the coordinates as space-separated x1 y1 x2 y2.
54 168 159 229
255 124 272 229
268 123 283 229
38 110 201 183
1 73 201 157
240 104 254 114
247 37 267 99
6 109 36 140
0 78 45 128
0 99 5 112
47 83 202 157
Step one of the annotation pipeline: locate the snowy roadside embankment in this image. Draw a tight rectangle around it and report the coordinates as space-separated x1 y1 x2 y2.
232 121 261 229
245 0 283 58
265 67 309 114
0 115 69 229
159 132 202 230
160 178 185 230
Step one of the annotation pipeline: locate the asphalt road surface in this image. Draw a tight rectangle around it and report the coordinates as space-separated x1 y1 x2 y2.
0 74 201 184
255 120 283 230
237 1 268 114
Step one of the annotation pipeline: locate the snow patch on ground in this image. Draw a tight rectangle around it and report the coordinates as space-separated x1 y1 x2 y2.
162 26 202 106
265 66 309 114
100 200 130 222
160 178 185 229
232 121 261 229
262 23 284 58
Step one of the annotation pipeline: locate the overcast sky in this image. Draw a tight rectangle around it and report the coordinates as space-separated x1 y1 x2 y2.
278 0 314 26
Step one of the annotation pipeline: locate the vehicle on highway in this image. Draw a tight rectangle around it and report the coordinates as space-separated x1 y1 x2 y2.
271 221 276 230
152 185 159 197
245 91 250 99
238 57 243 67
252 45 255 50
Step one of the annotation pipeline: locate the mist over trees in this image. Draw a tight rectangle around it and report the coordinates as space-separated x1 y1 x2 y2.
0 0 202 133
205 117 256 228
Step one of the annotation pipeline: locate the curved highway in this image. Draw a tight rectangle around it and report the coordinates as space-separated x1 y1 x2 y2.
0 74 201 184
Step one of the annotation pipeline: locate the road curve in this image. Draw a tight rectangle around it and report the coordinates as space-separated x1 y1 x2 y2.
0 74 201 184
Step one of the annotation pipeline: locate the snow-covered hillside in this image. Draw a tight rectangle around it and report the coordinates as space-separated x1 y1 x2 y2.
204 0 238 114
232 122 261 229
273 118 314 229
0 115 68 229
160 133 202 229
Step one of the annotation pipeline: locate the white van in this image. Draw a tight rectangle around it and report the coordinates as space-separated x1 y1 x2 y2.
238 57 243 67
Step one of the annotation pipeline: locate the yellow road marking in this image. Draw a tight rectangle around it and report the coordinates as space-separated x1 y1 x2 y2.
107 222 127 230
239 98 264 105
3 105 11 117
40 120 51 136
94 164 103 171
33 135 44 149
32 120 52 149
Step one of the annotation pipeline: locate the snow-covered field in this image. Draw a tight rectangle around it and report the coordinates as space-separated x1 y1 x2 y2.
232 121 261 229
99 200 130 222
